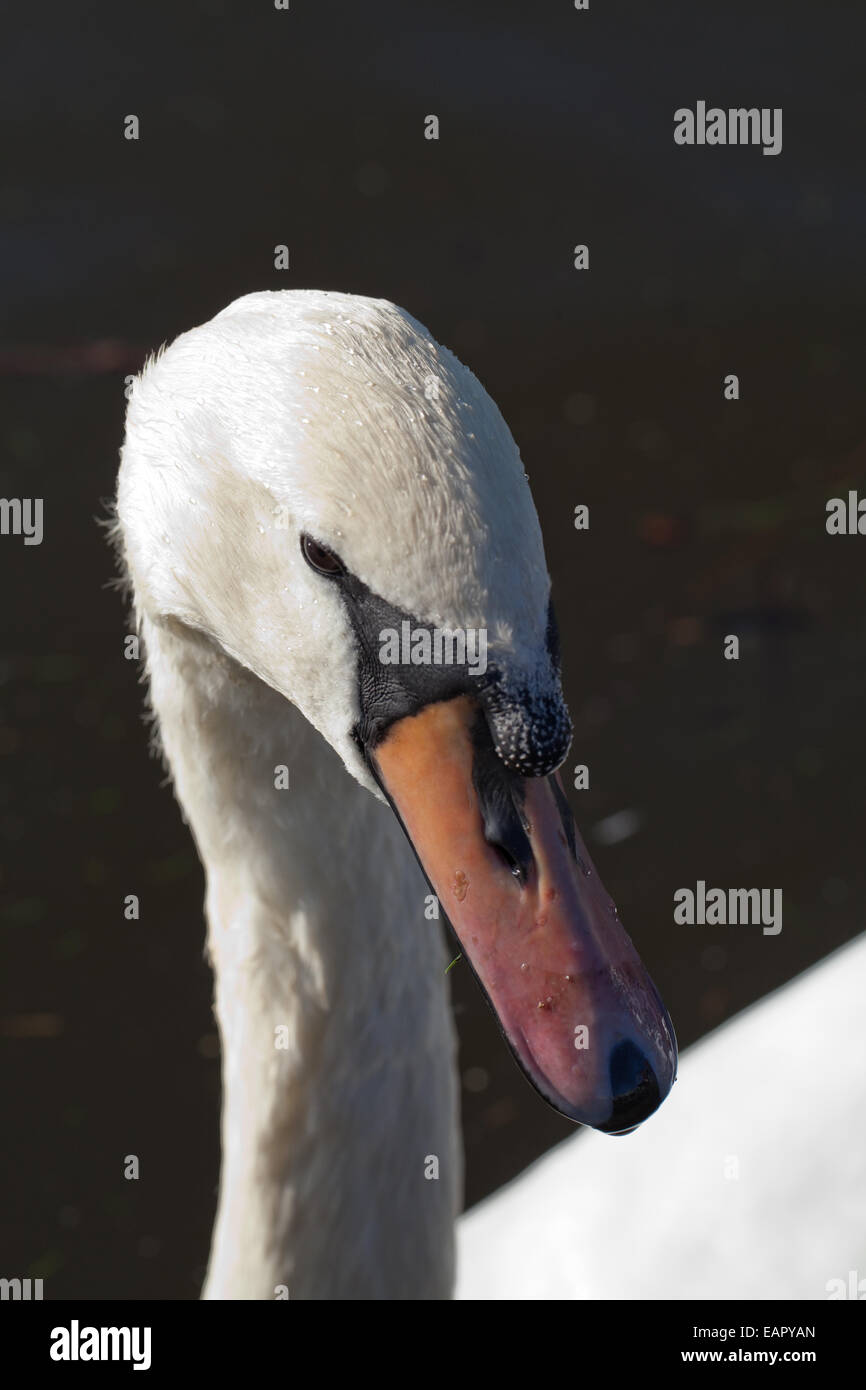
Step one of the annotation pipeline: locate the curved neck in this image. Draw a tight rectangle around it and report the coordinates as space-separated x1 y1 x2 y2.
142 616 461 1298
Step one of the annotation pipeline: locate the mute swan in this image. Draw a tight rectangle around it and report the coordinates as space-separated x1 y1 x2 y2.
115 289 677 1300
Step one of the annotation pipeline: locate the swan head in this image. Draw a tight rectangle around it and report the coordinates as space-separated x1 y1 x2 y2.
117 288 677 1134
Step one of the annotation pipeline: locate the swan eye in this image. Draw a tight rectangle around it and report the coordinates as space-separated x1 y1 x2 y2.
301 533 346 577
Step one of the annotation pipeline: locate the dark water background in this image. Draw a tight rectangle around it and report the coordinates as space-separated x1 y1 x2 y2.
1 0 864 1296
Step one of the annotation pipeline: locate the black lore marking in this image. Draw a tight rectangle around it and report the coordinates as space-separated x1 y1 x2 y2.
339 573 571 780
342 573 473 753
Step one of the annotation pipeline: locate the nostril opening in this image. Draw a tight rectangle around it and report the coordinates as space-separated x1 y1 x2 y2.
471 713 534 886
490 840 529 885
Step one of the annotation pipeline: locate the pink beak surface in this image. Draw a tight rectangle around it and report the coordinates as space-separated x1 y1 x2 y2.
373 695 677 1133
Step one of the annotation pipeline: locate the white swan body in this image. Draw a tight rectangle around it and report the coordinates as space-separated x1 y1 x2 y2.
458 932 866 1300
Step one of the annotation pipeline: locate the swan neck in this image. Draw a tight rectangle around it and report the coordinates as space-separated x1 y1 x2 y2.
141 616 461 1298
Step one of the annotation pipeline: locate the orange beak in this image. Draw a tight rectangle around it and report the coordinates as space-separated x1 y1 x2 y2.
371 695 677 1132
